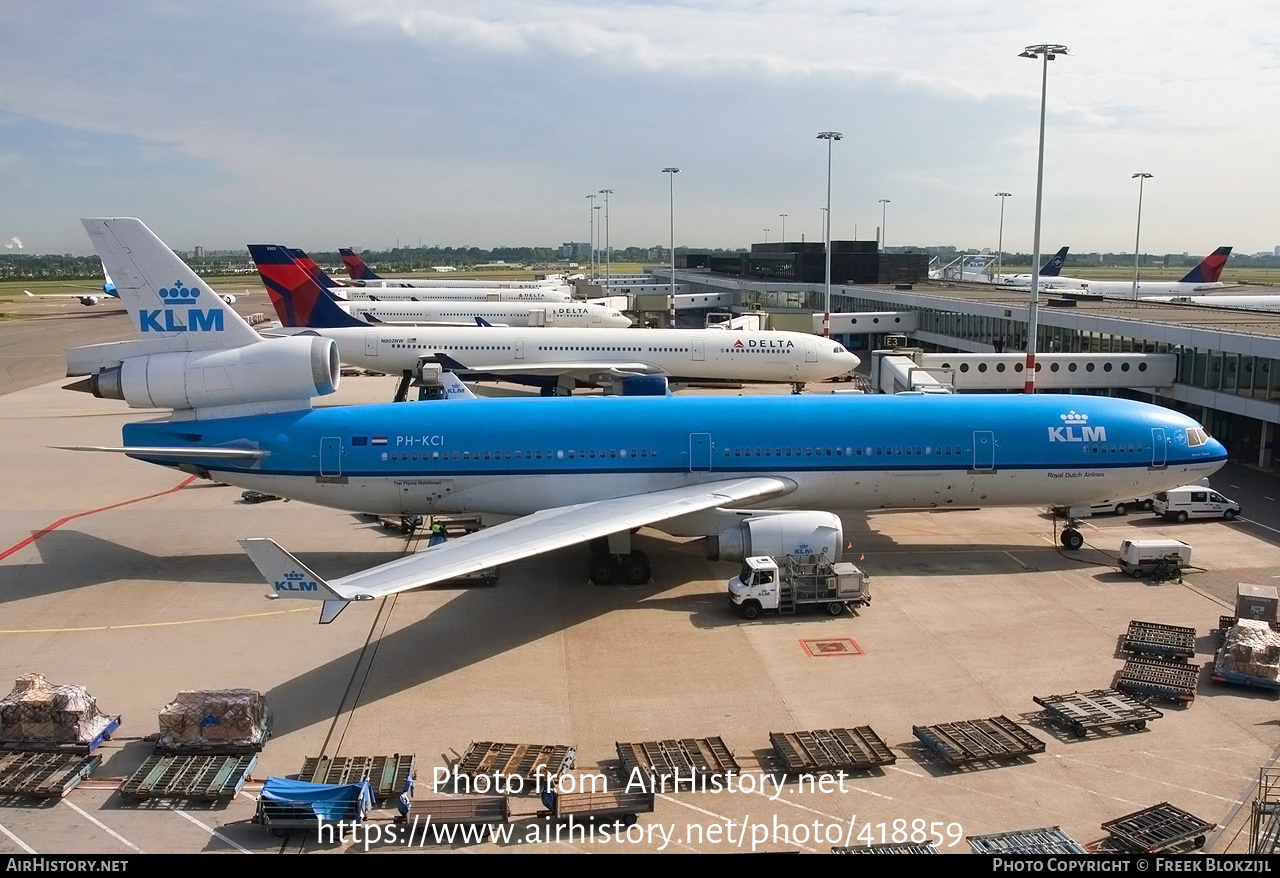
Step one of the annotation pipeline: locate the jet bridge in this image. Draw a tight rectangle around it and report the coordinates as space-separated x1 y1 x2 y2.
869 350 1177 393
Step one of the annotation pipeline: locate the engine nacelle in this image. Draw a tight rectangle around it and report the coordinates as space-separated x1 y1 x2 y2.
88 335 339 411
707 512 843 564
219 293 237 305
618 375 670 396
78 296 100 306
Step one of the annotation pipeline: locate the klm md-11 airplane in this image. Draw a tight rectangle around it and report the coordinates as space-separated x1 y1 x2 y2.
65 219 1227 624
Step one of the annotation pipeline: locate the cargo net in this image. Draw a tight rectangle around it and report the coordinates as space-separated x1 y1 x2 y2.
0 674 115 746
157 690 269 750
1218 619 1280 682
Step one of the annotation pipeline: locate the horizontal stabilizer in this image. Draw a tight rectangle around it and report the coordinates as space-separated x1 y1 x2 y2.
54 445 270 460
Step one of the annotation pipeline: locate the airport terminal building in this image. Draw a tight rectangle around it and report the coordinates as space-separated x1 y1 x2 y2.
647 244 1280 470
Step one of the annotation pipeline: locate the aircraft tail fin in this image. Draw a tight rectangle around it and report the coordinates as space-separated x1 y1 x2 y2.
81 218 261 351
240 537 359 624
288 248 344 289
339 248 380 281
248 244 367 329
1179 247 1232 284
1040 246 1069 276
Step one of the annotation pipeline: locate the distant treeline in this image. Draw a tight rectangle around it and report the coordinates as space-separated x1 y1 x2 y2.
4 244 1275 280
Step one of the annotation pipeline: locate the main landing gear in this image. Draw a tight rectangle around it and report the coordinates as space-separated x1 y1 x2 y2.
587 535 651 585
589 550 651 585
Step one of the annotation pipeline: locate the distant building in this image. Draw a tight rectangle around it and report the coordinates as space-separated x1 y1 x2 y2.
558 242 590 259
193 245 205 259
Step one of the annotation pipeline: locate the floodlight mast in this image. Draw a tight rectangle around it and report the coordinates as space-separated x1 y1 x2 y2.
1018 43 1069 393
816 131 843 338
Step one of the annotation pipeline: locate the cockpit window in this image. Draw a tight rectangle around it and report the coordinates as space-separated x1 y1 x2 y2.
1187 427 1210 447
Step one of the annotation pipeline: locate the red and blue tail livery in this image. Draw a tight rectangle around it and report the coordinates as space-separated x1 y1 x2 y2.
249 244 366 329
1178 246 1232 284
339 248 380 281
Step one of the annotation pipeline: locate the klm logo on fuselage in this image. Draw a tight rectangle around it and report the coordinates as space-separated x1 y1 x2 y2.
274 571 318 593
139 281 224 333
1048 411 1106 443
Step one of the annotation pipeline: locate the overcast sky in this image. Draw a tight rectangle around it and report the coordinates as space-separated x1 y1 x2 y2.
1 2 1276 257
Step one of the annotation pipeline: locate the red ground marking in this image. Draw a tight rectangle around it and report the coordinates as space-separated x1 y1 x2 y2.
0 476 199 562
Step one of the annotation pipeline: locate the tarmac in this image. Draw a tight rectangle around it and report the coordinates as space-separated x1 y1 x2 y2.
0 292 1278 854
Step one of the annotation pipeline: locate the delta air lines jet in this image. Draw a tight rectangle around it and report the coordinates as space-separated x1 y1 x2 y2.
65 219 1227 624
251 243 855 395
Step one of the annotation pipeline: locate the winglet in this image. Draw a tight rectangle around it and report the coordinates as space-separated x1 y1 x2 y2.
475 316 492 327
239 537 358 623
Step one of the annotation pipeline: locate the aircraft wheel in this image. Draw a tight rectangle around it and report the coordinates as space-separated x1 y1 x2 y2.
621 551 650 585
588 553 618 586
827 601 845 616
1061 529 1084 550
1175 511 1189 523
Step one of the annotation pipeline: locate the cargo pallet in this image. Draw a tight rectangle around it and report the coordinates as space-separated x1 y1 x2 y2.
967 826 1087 854
615 737 740 789
0 715 122 756
403 795 509 827
911 716 1046 767
154 715 272 755
1122 620 1197 660
0 751 101 798
1033 689 1163 737
455 742 575 792
1210 663 1280 691
1115 656 1199 702
769 727 895 775
119 753 257 801
299 754 415 801
833 842 938 854
1102 802 1214 853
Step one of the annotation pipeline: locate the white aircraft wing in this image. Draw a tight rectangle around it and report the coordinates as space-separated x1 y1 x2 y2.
241 476 793 623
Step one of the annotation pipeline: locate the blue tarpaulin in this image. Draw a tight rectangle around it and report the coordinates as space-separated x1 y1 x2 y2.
260 777 374 822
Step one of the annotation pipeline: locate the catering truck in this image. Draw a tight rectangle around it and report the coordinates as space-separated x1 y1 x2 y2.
728 553 870 619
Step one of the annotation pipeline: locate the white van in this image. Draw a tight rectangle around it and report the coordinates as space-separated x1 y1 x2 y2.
1152 486 1241 522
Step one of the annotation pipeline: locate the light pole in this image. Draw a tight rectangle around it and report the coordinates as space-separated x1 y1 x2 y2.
878 199 890 252
1019 43 1069 393
585 194 596 281
817 131 843 337
663 168 679 327
1131 172 1153 299
995 192 1011 282
779 214 787 243
763 228 770 243
593 205 601 280
599 189 613 287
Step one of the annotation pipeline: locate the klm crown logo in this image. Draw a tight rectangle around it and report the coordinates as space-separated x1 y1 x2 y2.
1049 410 1105 443
140 280 223 333
273 570 318 593
158 281 200 303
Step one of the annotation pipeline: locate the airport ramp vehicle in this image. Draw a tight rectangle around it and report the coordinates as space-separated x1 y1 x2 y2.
1121 620 1197 660
539 772 654 825
615 737 740 790
0 751 101 799
1102 802 1214 853
1115 656 1199 702
299 753 415 802
1033 689 1163 737
967 826 1087 854
119 753 256 801
455 742 575 791
911 716 1046 767
404 795 509 828
769 727 895 775
254 778 374 833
